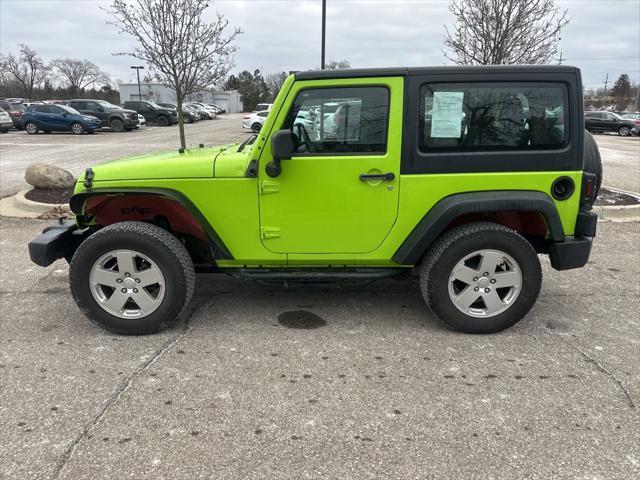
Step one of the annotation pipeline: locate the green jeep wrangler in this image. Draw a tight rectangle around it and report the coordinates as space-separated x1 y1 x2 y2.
29 66 601 335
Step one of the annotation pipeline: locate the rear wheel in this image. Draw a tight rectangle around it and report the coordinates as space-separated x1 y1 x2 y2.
420 222 542 334
71 122 84 135
69 222 195 335
251 122 262 133
25 122 39 134
156 116 169 126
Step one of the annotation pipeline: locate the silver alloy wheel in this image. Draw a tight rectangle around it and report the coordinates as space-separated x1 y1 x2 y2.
71 123 84 135
25 122 38 134
619 126 630 136
89 249 165 319
448 249 522 318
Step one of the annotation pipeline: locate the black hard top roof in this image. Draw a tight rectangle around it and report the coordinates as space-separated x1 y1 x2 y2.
295 65 580 80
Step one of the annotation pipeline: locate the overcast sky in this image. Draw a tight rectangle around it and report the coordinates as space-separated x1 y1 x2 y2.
1 0 639 90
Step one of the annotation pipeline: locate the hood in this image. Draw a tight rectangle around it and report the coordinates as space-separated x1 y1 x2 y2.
76 145 234 186
213 142 254 177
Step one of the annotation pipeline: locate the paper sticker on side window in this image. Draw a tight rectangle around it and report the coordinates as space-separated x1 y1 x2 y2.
431 91 464 138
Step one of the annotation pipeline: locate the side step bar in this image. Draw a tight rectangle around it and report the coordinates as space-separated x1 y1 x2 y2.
225 268 408 287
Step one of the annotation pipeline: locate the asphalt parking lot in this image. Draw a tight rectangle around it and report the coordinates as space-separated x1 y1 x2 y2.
1 217 639 479
0 114 249 198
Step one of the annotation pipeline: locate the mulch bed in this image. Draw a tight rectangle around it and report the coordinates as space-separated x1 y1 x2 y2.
25 187 73 204
594 187 640 207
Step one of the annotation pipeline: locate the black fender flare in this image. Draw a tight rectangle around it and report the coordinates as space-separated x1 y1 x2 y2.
70 187 233 259
392 191 565 265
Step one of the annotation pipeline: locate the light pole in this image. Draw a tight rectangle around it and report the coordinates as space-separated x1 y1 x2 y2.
130 66 144 100
321 0 326 69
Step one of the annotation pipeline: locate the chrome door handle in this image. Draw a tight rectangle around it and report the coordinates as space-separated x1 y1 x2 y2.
359 172 395 182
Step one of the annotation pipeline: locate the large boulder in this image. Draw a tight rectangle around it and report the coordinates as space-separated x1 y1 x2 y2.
25 163 75 189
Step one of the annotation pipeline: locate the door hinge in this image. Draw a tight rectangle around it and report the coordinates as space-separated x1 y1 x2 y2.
260 226 280 239
259 180 280 194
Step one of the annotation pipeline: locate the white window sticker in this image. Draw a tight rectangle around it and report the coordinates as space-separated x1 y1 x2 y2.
431 91 464 138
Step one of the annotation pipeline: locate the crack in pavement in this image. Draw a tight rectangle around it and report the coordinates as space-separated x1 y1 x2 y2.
47 298 207 480
530 330 638 411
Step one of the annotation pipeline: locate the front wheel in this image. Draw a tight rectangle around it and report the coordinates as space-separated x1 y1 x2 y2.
25 122 39 134
420 222 542 334
251 122 262 133
110 118 125 132
618 126 631 137
156 116 169 126
69 222 196 335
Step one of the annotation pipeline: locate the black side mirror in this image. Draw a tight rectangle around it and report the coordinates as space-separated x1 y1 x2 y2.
266 130 294 177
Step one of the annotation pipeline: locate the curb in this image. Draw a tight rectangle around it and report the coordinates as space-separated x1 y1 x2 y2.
0 189 70 219
594 187 640 222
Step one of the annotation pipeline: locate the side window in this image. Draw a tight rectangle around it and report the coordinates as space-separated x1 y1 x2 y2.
419 83 568 152
283 86 389 155
71 102 86 110
49 106 65 115
257 111 269 118
605 113 616 121
34 105 51 113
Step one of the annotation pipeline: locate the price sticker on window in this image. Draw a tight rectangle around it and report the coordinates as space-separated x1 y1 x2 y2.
431 91 464 138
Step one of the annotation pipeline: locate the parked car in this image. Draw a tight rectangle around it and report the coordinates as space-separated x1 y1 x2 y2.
584 111 636 136
21 104 101 134
621 113 640 124
184 104 203 120
242 111 269 132
185 103 211 119
122 101 177 126
44 99 68 105
157 103 197 123
0 109 13 133
29 65 601 336
254 103 273 112
68 99 139 132
190 102 218 119
207 103 226 114
0 100 25 129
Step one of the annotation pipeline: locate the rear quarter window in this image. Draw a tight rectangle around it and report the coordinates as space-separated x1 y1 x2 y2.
419 83 568 152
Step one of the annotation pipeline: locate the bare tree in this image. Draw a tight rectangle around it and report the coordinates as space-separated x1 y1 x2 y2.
104 0 241 149
0 44 49 98
325 60 351 70
51 58 110 95
265 71 288 100
443 0 569 65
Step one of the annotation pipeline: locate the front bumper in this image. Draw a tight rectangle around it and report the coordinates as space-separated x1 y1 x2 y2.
548 210 598 271
28 220 89 267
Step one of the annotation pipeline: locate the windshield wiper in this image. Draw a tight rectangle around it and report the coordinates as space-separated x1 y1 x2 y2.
238 134 257 152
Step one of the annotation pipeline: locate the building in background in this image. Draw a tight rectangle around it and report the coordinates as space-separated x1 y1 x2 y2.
117 83 243 113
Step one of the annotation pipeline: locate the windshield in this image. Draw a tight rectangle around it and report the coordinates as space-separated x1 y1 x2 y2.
61 105 81 115
149 102 165 109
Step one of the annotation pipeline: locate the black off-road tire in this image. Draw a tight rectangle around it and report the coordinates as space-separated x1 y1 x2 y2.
583 130 603 199
251 122 262 133
69 222 195 335
420 222 542 334
156 115 169 126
